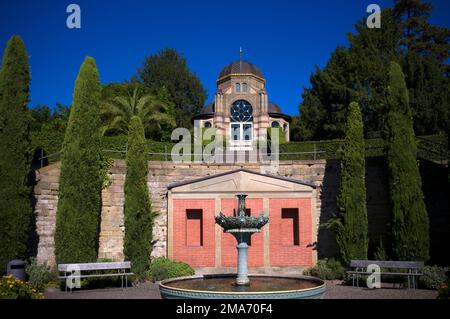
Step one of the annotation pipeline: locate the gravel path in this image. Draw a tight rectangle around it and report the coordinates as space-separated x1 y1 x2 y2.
44 282 162 299
44 280 438 299
323 280 438 299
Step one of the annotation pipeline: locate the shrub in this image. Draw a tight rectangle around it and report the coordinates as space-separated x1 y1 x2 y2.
334 102 368 265
25 258 56 292
437 278 449 299
384 62 429 261
0 275 44 299
54 56 103 264
123 117 154 279
148 258 194 282
303 258 345 280
0 35 32 272
419 266 448 290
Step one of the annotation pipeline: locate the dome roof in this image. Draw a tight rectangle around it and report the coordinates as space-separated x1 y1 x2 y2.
218 60 264 79
200 102 214 114
268 102 281 113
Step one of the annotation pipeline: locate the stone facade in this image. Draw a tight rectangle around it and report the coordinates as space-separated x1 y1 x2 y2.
32 158 450 268
194 60 292 145
33 160 330 267
34 162 61 267
98 161 126 261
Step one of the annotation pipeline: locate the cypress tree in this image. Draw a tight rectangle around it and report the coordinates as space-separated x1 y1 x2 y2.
55 57 103 263
0 35 32 269
124 116 153 278
384 61 429 261
335 102 368 265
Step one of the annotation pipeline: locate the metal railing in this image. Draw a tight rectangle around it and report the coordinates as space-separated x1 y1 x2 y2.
36 147 328 168
417 136 449 166
36 135 449 169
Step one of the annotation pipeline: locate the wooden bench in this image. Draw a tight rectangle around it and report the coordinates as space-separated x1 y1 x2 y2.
347 260 424 289
58 261 133 292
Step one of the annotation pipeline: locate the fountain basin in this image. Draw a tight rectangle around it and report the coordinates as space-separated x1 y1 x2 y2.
159 274 326 299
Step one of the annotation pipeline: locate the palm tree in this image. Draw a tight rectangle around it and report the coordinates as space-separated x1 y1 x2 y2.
101 86 176 138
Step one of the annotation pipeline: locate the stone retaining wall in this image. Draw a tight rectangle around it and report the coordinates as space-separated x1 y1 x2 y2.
32 158 450 267
33 159 392 267
34 160 333 266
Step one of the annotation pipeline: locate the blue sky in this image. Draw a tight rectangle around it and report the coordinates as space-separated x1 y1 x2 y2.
1 0 449 116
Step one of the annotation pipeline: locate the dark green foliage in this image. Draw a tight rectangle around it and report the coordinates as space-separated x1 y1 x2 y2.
402 52 449 135
147 257 195 282
123 116 153 278
298 2 450 140
394 0 450 64
0 35 32 270
303 258 345 280
298 10 399 140
30 103 70 134
100 82 176 140
393 0 432 52
384 61 429 261
54 57 103 263
279 137 386 160
335 102 368 265
137 48 207 128
373 239 388 261
25 258 56 292
288 116 302 142
419 266 449 290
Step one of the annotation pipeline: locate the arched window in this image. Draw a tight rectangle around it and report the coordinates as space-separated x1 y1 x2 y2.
271 121 280 128
230 100 253 141
283 124 288 131
242 83 248 92
204 121 212 128
235 83 241 92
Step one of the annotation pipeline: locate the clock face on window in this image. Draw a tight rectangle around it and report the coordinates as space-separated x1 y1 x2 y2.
230 100 253 122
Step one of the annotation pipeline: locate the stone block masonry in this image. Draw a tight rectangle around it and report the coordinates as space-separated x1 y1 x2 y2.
33 159 393 268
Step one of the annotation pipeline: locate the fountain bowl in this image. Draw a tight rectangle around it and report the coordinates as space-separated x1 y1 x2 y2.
159 274 326 299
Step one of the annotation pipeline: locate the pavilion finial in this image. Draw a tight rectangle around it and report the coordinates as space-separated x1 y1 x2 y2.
239 46 243 61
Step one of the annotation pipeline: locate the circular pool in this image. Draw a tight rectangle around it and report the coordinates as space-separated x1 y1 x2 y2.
159 274 326 299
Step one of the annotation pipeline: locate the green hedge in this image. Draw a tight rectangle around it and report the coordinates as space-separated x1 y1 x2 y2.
123 117 154 279
419 266 449 290
148 257 195 282
279 138 385 160
54 57 103 264
303 258 345 280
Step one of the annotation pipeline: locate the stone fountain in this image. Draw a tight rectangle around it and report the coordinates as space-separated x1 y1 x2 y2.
214 194 268 286
159 194 326 299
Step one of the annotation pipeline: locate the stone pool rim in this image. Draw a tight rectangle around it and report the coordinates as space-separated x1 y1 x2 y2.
159 274 326 297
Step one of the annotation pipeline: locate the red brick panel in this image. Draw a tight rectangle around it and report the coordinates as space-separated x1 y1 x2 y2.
172 199 215 267
186 210 203 246
221 198 264 267
269 198 313 267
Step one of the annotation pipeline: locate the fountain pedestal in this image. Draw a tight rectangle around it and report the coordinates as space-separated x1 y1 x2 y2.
236 242 249 285
227 229 260 286
215 194 268 286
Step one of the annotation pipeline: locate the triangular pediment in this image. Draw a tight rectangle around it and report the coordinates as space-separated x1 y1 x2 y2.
168 169 315 194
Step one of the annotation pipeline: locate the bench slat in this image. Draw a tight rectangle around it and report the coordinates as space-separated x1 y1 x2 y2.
58 273 134 279
346 271 422 276
349 260 424 269
58 261 131 272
